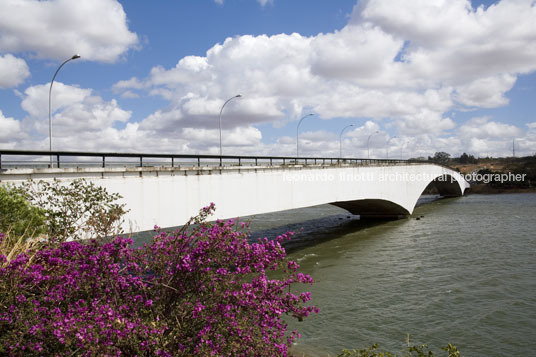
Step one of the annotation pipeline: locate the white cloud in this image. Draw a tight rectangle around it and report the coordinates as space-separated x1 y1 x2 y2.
0 0 138 62
0 110 26 146
119 91 140 99
112 77 144 91
453 116 527 157
396 109 456 136
139 30 460 141
52 98 130 135
214 0 271 7
310 24 403 85
11 81 268 155
257 0 274 7
21 83 91 118
16 82 132 151
353 0 536 82
459 116 524 140
112 77 144 98
0 54 30 88
183 126 263 151
454 74 517 108
353 0 480 49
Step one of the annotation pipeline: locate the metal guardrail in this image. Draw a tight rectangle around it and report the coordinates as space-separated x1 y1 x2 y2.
0 150 423 170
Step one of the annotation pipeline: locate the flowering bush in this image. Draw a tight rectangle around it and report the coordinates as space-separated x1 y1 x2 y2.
0 203 317 356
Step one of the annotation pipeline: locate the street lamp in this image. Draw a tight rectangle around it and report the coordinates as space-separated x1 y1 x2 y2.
400 140 406 160
367 130 379 159
386 136 397 160
512 138 516 157
49 54 80 166
218 94 241 157
296 113 313 157
339 124 354 159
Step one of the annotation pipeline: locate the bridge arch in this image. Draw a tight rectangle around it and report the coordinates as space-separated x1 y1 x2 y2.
331 199 409 219
426 174 465 197
329 171 467 219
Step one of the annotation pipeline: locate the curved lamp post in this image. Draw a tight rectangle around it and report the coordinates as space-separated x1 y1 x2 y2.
512 138 516 157
296 113 313 157
386 136 397 160
218 94 241 157
400 140 408 160
49 54 80 166
339 124 354 159
367 130 379 159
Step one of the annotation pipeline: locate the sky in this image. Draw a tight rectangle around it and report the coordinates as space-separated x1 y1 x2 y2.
0 0 535 159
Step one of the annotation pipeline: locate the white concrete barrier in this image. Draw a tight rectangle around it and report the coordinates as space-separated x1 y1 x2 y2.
0 163 468 232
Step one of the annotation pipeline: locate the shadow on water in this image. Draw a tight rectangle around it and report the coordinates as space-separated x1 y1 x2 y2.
130 195 444 251
250 216 387 253
130 207 380 251
246 195 443 252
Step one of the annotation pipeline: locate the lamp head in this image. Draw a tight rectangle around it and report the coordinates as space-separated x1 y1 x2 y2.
72 54 81 60
235 94 242 98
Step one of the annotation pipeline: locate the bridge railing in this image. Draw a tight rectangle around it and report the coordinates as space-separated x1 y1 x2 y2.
0 149 424 170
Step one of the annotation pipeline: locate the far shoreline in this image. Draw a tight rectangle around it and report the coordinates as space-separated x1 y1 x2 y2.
465 184 536 195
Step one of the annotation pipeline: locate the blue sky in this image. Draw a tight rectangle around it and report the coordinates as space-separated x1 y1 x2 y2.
0 0 535 158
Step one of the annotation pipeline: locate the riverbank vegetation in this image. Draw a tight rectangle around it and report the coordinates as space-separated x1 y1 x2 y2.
0 180 317 356
336 342 460 357
0 185 47 240
2 179 128 242
425 152 536 192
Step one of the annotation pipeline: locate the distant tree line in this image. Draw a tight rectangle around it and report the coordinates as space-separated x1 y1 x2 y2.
428 152 478 165
428 152 451 165
423 152 535 189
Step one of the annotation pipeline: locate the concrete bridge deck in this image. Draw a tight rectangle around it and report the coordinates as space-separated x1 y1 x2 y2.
0 150 469 233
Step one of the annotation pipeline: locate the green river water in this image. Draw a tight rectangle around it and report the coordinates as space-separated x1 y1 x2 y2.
245 193 536 356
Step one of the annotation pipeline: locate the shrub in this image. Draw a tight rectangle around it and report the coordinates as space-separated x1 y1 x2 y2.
12 179 128 242
0 185 46 240
338 342 460 357
0 204 317 356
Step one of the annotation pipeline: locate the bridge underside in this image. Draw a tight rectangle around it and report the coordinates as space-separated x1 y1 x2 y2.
331 199 410 219
429 175 464 197
331 174 464 220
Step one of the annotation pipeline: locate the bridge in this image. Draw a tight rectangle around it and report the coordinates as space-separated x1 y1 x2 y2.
0 150 469 232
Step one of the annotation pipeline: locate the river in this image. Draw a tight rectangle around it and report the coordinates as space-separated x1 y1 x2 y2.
244 193 536 356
